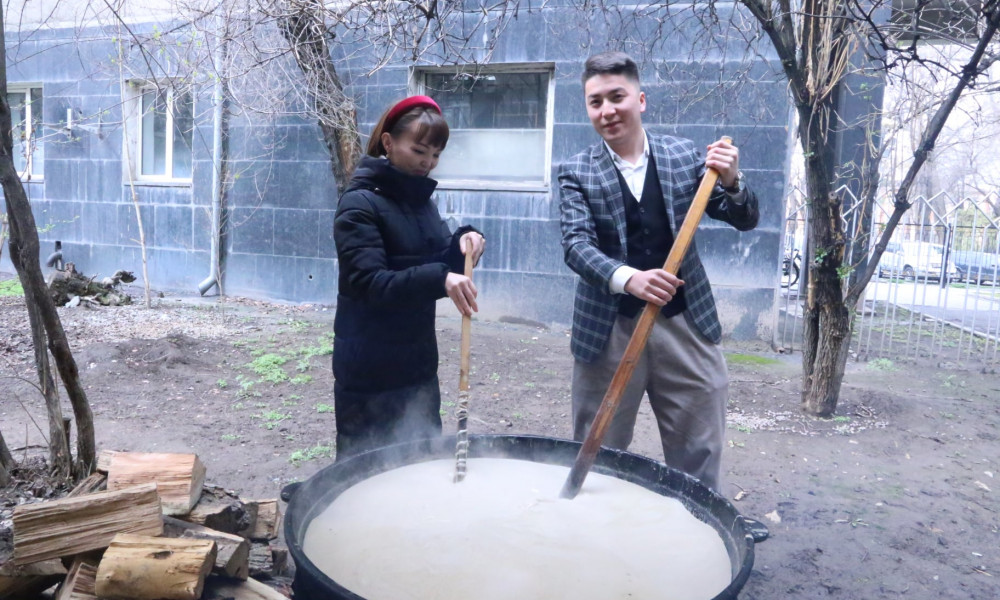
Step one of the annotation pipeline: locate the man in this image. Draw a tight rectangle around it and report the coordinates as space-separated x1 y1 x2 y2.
559 51 759 491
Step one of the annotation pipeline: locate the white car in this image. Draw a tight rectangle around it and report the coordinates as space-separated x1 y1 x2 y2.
877 241 958 281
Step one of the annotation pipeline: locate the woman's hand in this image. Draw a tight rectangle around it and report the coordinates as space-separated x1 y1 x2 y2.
460 232 486 266
445 272 478 317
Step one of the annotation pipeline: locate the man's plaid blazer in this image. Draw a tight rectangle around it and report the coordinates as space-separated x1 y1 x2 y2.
558 132 760 363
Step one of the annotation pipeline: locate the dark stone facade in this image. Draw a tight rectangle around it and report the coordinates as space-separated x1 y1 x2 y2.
1 6 792 339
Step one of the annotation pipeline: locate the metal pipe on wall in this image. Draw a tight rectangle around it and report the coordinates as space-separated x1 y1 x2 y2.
199 24 228 296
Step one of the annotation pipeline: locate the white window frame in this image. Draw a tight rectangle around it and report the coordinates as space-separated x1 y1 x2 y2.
7 84 44 181
413 63 555 192
124 81 194 185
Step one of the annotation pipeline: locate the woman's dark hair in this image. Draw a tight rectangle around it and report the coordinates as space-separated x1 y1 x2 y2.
366 105 450 157
581 51 640 87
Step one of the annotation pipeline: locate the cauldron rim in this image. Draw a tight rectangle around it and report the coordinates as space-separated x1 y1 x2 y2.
283 434 765 600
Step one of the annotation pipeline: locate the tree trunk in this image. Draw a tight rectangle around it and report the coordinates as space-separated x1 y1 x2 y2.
279 0 362 191
23 294 72 477
0 10 97 478
797 95 852 416
0 429 13 486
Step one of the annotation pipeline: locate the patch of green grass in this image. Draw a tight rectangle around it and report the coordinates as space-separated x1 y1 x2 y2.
0 279 24 297
281 318 311 332
247 354 290 383
291 374 313 385
316 403 335 414
253 410 291 430
220 433 240 442
216 379 228 389
866 358 896 372
939 374 965 389
289 444 334 466
725 353 781 366
299 343 334 359
831 416 851 423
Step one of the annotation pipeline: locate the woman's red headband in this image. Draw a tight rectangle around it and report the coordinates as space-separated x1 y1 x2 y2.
384 95 441 133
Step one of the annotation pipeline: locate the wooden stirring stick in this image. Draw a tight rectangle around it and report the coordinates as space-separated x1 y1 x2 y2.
560 137 733 499
454 237 475 483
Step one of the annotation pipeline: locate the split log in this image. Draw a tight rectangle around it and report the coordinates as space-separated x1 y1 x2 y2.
55 555 100 600
94 534 216 600
163 516 249 580
269 544 289 577
105 452 206 516
66 472 107 497
202 576 291 600
182 485 252 536
95 450 121 474
0 557 66 599
12 482 163 565
245 499 282 541
245 542 289 579
247 543 273 579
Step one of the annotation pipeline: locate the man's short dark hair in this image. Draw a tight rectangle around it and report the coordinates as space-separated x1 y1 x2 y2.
581 52 640 87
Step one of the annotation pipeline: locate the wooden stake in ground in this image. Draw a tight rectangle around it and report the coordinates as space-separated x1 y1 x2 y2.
560 138 731 500
105 452 206 515
94 534 216 600
12 482 163 565
454 238 475 483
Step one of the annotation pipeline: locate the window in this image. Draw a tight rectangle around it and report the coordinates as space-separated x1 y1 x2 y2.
7 86 44 179
127 83 194 181
418 65 554 189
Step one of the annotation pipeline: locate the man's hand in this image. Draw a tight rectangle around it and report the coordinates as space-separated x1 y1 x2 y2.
446 272 478 316
624 269 684 306
706 139 740 189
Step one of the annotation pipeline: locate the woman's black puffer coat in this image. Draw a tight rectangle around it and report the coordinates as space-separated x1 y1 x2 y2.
333 155 475 393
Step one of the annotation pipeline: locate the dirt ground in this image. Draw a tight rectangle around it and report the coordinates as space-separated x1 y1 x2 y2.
1 282 998 599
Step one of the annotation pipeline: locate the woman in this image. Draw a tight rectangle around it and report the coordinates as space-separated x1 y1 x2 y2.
332 95 486 461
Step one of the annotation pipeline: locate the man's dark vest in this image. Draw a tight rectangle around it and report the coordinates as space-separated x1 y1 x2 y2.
616 153 688 319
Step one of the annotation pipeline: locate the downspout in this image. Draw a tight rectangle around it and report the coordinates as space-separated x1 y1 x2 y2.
199 27 228 296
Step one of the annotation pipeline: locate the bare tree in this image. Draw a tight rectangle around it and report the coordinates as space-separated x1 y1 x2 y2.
0 4 97 480
740 1 1000 415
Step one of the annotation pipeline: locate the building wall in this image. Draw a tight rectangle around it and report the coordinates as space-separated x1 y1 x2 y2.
1 5 792 340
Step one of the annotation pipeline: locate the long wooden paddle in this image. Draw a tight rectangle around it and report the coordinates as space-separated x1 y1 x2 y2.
560 137 733 499
454 238 475 483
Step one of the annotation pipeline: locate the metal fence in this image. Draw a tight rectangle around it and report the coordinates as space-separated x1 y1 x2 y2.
775 188 1000 366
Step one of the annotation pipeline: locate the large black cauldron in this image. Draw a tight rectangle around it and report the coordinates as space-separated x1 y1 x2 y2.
281 434 768 600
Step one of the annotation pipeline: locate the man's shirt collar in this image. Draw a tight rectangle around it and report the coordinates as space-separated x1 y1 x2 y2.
604 131 650 169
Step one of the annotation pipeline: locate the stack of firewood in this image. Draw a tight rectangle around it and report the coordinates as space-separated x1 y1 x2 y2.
1 451 289 599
